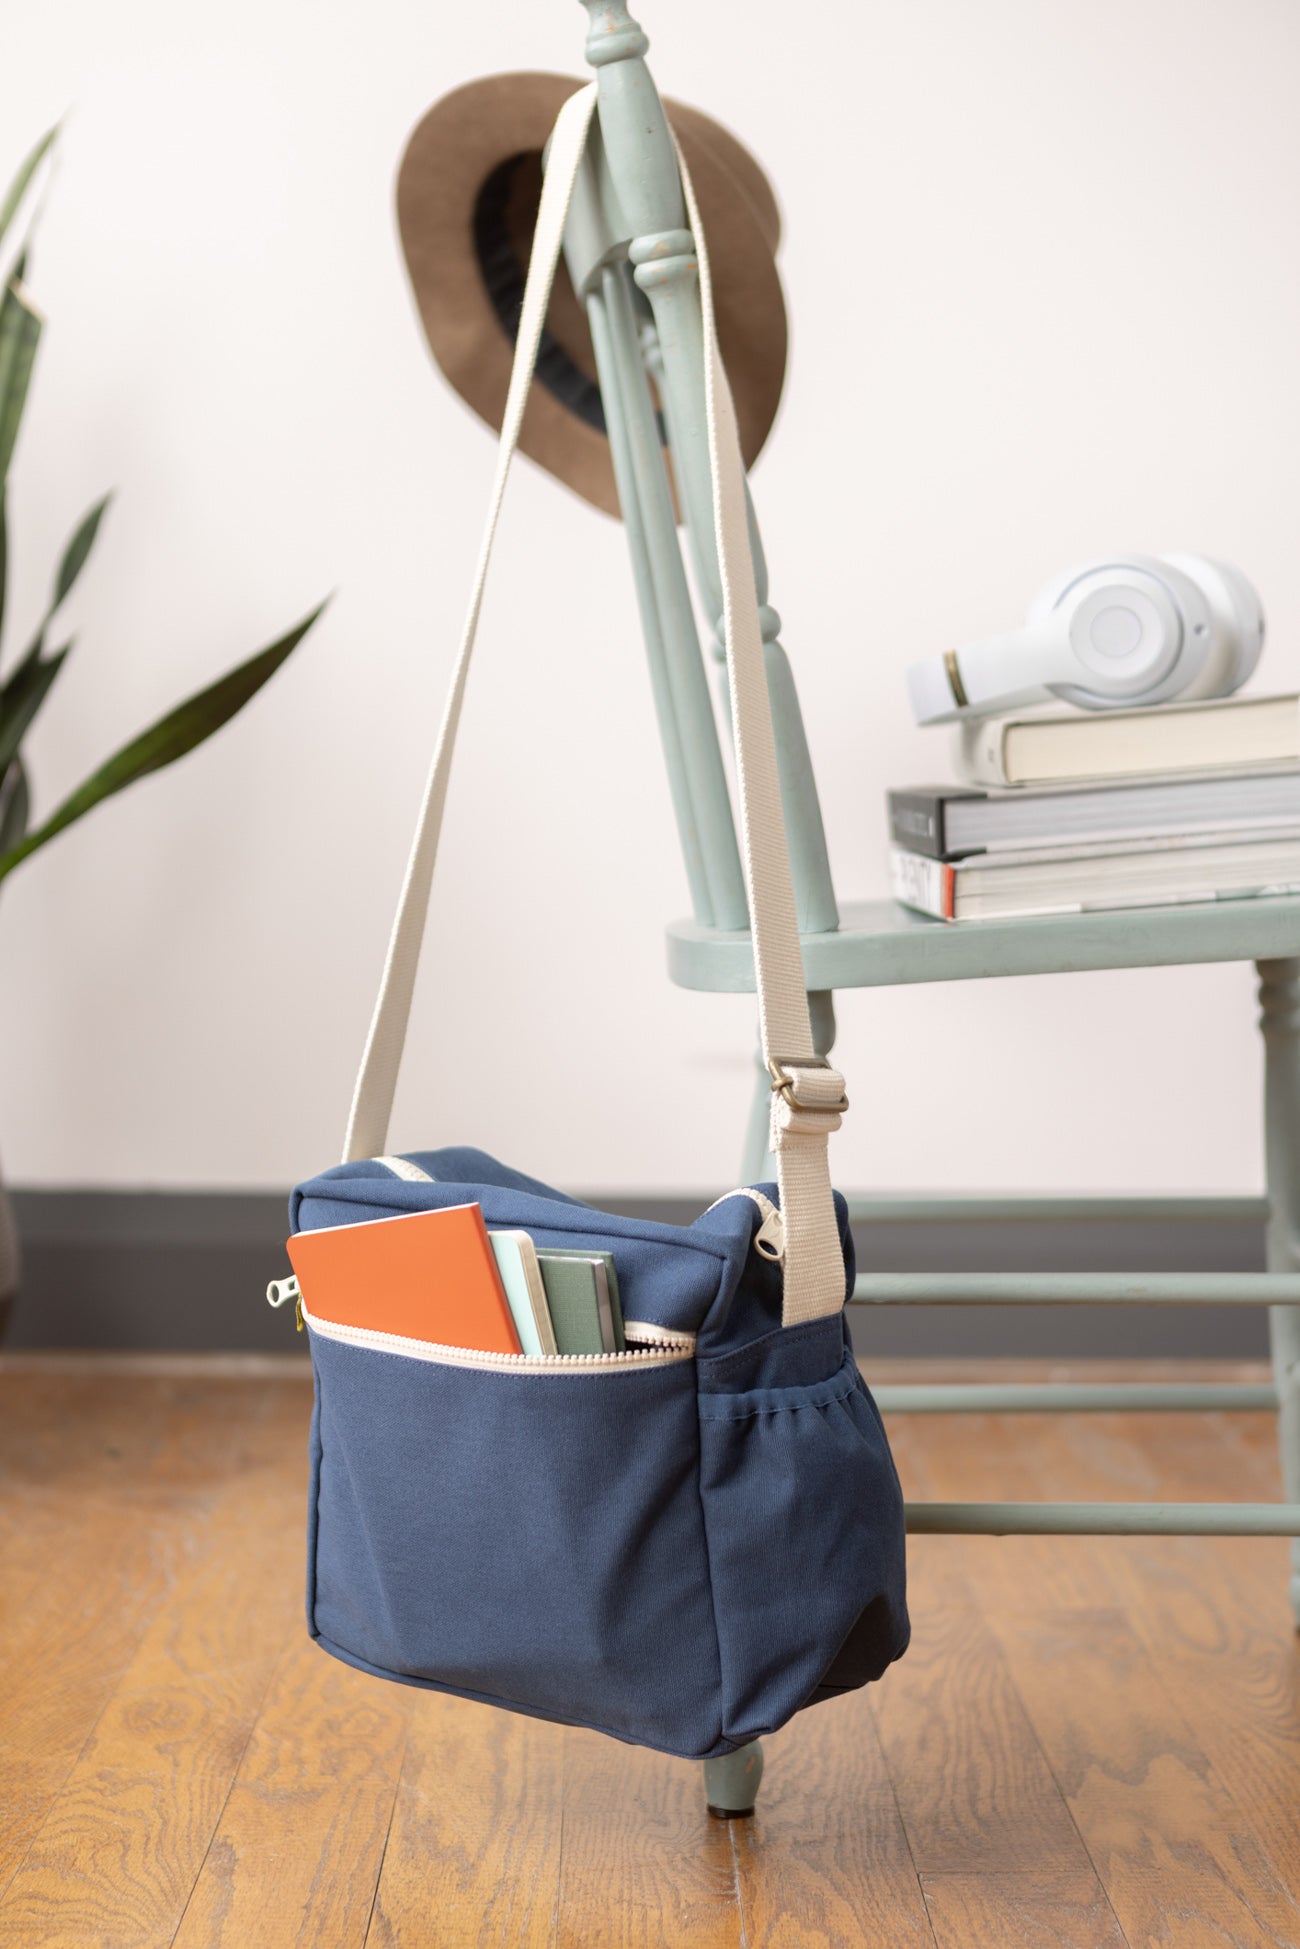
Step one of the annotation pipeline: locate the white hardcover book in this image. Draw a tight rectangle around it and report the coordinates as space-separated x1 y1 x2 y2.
954 694 1300 790
890 831 1300 923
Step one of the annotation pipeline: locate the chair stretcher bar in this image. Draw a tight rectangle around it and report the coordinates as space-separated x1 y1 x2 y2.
875 1381 1278 1413
852 1273 1300 1305
905 1501 1300 1536
846 1194 1266 1225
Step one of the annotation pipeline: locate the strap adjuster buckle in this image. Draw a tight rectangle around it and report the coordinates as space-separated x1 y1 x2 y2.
766 1054 849 1117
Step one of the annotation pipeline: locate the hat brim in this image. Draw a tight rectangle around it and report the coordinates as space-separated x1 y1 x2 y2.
396 71 787 518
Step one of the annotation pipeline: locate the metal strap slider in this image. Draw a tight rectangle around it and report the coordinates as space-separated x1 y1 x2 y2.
766 1055 849 1116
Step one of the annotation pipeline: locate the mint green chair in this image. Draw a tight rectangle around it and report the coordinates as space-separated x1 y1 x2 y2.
571 2 1300 1554
569 0 1300 1814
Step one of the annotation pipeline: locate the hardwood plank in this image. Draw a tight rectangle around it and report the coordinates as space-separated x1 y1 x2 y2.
552 1727 742 1948
893 1405 1130 1613
365 1692 562 1949
923 1411 1300 1947
0 1379 302 1768
0 1372 285 1502
896 1403 1300 1949
880 1415 987 1612
0 1494 192 1764
872 1420 1100 1883
945 1399 1288 1623
0 1489 199 1908
6 1359 1299 1947
0 1500 196 1907
0 1453 304 1945
0 1373 300 1693
170 1635 409 1949
1056 1405 1293 1638
921 1870 1125 1949
916 1401 1243 1624
0 1380 267 1904
731 1694 934 1948
996 1603 1300 1949
873 1601 1094 1877
0 1758 70 1905
0 1379 216 1699
1041 1407 1300 1915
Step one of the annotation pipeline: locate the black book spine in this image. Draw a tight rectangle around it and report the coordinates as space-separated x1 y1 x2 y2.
886 786 985 861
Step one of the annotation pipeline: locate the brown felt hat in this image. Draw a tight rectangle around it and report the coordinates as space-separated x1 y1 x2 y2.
396 71 787 519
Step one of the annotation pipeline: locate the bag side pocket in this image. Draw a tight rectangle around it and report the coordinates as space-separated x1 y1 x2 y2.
697 1339 909 1746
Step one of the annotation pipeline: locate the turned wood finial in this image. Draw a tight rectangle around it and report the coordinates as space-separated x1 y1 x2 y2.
577 0 686 242
580 0 650 67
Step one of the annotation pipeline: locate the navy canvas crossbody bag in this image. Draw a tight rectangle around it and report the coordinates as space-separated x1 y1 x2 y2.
286 86 908 1761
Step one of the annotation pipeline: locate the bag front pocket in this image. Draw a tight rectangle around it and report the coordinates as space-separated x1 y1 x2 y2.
696 1345 909 1747
305 1310 724 1757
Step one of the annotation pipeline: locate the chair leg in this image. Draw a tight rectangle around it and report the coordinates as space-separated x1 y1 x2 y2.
1257 958 1300 1627
703 1739 764 1818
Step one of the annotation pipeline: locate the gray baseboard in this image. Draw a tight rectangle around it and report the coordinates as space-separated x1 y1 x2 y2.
1 1189 1272 1358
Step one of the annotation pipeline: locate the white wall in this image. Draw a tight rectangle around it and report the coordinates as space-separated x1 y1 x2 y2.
1 0 1296 1195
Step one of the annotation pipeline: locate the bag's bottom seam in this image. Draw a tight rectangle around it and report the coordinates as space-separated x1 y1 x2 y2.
309 1626 737 1761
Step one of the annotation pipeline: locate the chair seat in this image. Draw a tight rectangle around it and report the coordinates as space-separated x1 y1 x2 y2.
666 893 1300 993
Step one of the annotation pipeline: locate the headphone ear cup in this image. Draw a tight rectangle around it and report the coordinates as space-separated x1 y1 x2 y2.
1029 555 1211 711
1161 554 1265 697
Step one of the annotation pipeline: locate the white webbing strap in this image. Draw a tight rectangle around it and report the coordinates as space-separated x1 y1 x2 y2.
343 81 848 1328
675 143 847 1328
342 84 601 1169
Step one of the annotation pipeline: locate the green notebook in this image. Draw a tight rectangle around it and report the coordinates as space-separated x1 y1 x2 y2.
537 1250 625 1354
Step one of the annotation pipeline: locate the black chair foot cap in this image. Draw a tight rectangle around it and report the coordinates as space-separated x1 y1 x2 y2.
707 1804 756 1821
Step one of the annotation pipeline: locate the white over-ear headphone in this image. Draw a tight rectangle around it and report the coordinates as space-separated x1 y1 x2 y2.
906 555 1265 725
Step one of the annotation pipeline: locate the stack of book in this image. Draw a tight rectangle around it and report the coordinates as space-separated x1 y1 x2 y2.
286 1202 627 1356
888 692 1300 923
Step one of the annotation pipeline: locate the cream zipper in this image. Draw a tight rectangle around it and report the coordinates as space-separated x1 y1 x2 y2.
301 1301 694 1373
620 1318 696 1351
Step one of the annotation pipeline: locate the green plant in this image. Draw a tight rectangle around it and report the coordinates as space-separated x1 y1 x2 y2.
0 125 325 885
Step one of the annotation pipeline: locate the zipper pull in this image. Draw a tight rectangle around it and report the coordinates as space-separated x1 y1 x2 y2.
703 1188 786 1263
752 1198 785 1263
267 1274 303 1330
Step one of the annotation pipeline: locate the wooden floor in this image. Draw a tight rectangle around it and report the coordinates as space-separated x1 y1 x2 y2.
0 1355 1297 1948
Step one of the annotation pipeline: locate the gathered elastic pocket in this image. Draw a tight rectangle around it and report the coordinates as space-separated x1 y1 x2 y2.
303 1307 726 1756
696 1345 909 1747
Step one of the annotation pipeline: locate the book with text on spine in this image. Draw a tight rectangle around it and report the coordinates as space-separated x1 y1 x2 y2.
888 770 1300 861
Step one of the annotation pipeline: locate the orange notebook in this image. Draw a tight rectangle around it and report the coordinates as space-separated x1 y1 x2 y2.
286 1203 522 1354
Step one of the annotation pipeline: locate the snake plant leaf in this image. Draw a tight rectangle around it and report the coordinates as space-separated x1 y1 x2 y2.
0 486 7 648
0 271 42 485
0 125 57 260
10 492 111 678
54 493 110 605
0 757 29 858
0 600 326 884
0 638 70 781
